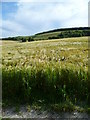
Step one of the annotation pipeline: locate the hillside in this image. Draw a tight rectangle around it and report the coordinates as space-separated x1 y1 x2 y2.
2 27 90 41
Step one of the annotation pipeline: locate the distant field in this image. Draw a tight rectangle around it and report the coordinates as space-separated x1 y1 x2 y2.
2 27 90 41
2 37 89 112
33 31 62 40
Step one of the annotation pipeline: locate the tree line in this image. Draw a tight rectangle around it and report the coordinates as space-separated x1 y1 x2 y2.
48 30 90 39
2 36 34 42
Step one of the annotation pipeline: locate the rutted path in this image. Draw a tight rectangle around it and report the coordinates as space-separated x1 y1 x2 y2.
2 105 90 119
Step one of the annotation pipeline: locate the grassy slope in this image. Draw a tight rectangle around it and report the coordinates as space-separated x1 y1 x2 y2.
2 37 89 112
33 31 62 40
32 27 90 40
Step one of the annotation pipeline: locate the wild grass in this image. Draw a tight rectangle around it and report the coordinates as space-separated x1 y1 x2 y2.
2 37 90 111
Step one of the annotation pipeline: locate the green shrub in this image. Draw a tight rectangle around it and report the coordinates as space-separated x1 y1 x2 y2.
28 37 34 42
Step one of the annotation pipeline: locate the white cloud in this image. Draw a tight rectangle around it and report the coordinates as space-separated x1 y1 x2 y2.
2 20 30 37
1 0 90 37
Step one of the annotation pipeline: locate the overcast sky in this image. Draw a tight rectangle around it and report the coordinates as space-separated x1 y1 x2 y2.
1 0 90 38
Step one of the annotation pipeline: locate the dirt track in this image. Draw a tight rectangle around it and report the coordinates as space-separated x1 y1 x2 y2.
2 106 90 119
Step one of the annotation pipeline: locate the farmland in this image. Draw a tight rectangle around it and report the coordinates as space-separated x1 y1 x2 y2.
2 37 89 112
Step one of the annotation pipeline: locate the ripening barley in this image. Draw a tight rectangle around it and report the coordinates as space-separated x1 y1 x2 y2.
2 37 89 108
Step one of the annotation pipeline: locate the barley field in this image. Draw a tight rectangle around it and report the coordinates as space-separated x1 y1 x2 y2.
2 37 89 111
2 37 88 69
